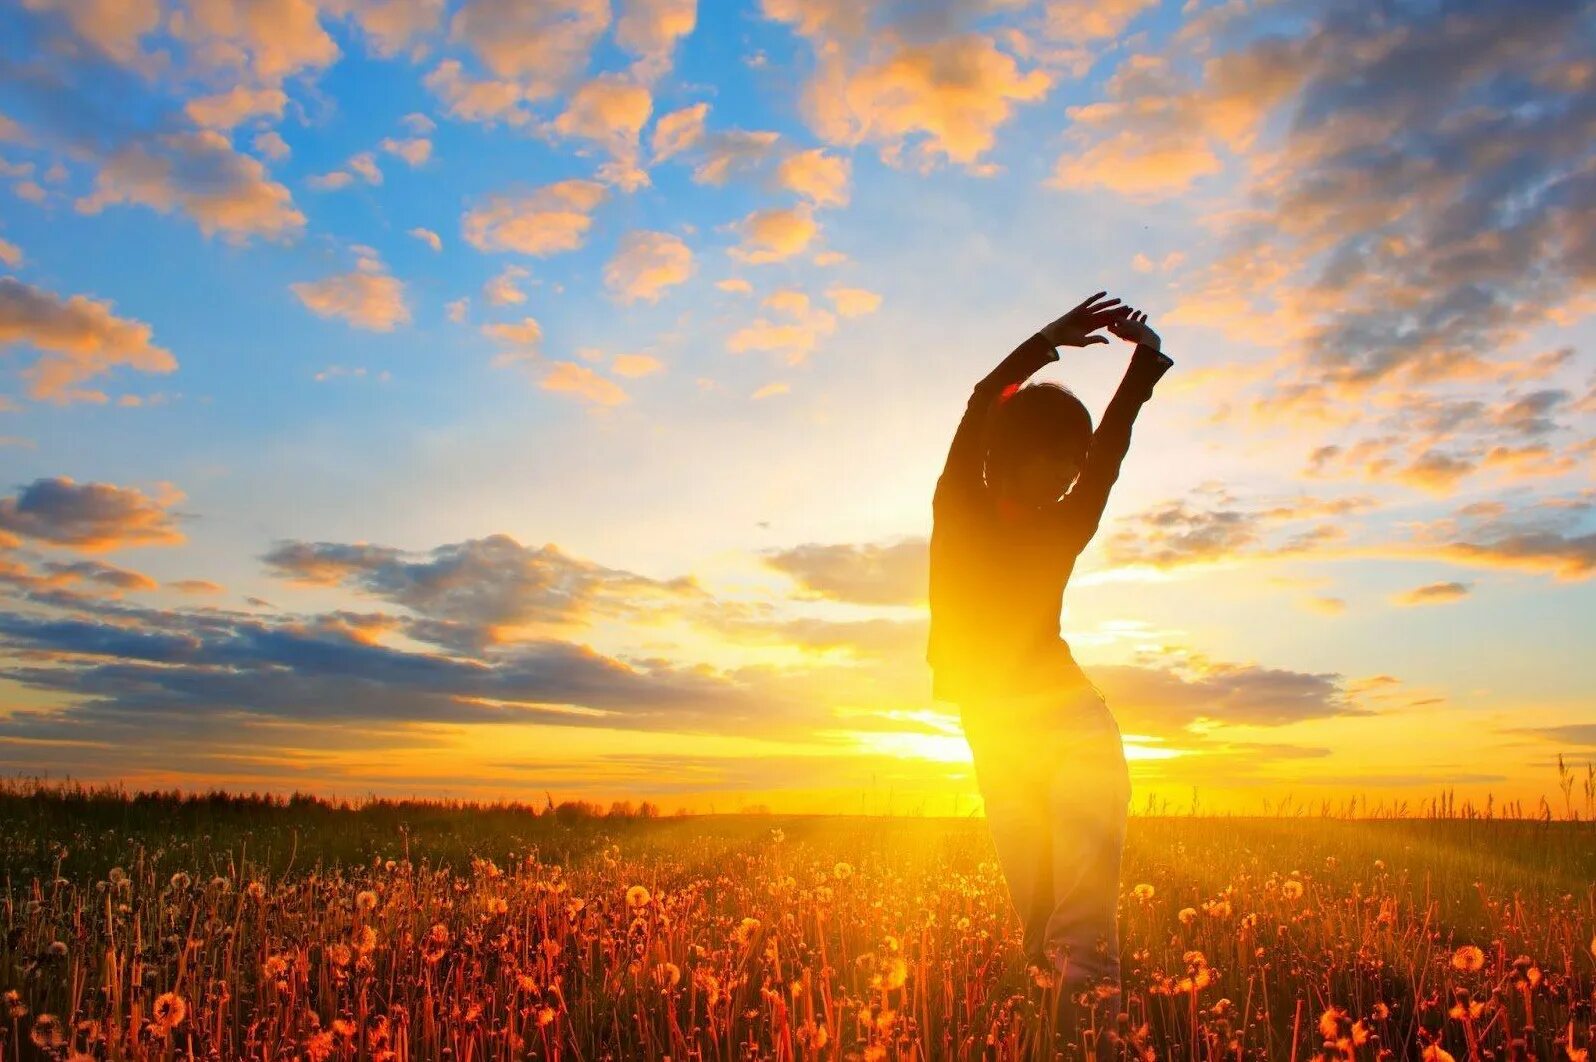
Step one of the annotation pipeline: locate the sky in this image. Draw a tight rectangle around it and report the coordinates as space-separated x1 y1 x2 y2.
0 0 1592 815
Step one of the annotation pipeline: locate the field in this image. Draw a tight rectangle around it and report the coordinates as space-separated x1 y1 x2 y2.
0 783 1592 1061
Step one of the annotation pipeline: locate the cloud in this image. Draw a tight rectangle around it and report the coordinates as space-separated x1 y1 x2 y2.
483 264 529 306
480 317 543 362
1090 0 1596 476
168 578 224 594
765 0 1051 169
611 352 663 377
730 203 817 264
1090 654 1366 731
776 147 850 206
462 180 608 255
253 130 291 160
380 136 433 166
174 0 341 84
18 0 161 66
0 476 184 551
290 252 409 332
1042 0 1158 44
1504 724 1596 748
308 170 355 191
0 608 780 738
0 276 177 403
0 555 158 594
726 289 837 364
324 0 445 57
448 0 609 94
184 86 288 130
539 361 629 406
408 226 442 251
263 533 700 634
0 239 22 268
1409 492 1596 581
604 230 694 303
551 75 653 191
616 0 696 80
423 60 532 125
826 286 880 317
1097 491 1351 570
78 131 305 242
649 101 707 162
761 537 927 606
1389 581 1471 607
691 130 782 185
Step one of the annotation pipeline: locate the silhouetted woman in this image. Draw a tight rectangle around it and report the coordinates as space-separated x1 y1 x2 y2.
926 291 1173 1048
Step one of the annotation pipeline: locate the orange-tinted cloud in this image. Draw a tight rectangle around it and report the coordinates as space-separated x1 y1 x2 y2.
448 0 608 94
761 537 927 607
730 204 817 264
765 1 1050 169
462 180 607 255
1389 581 1471 607
0 476 184 552
776 147 850 206
604 230 694 303
539 361 629 407
290 252 409 331
78 131 305 242
0 277 177 403
185 86 288 130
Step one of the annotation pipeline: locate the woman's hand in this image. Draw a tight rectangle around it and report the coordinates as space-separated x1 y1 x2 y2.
1107 307 1161 351
1040 291 1132 348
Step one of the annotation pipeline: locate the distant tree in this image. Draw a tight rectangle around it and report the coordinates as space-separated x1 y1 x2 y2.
607 800 636 818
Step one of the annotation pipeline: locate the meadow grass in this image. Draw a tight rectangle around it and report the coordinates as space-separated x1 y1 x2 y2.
0 781 1591 1060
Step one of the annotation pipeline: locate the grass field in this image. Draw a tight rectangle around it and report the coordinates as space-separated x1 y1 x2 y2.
1 782 1592 1060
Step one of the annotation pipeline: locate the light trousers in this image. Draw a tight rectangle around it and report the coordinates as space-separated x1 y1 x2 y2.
961 683 1131 988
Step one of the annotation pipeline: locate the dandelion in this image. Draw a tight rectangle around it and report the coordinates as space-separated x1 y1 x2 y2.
48 940 68 957
880 957 908 991
421 923 449 963
169 872 191 890
1178 907 1197 925
304 1030 334 1061
30 1013 64 1049
246 881 266 901
1282 879 1305 901
1451 945 1486 972
735 916 761 946
626 884 651 908
540 938 562 959
356 889 378 910
327 942 352 967
1133 883 1155 901
833 861 853 879
655 961 681 988
535 1006 556 1027
151 992 186 1030
770 828 785 843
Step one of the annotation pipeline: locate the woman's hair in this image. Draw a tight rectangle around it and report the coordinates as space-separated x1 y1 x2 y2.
984 382 1093 483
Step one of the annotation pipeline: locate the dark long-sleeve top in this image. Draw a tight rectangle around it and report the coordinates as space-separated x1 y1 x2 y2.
926 330 1173 708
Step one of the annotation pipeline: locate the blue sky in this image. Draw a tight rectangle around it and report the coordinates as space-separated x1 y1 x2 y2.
0 0 1592 812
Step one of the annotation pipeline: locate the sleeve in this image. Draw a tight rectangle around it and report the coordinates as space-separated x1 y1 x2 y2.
933 331 1059 513
1050 342 1174 553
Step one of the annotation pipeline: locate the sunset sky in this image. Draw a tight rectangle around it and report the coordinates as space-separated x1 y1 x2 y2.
0 0 1592 814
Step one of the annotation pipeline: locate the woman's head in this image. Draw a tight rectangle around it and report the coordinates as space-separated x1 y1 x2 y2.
985 382 1092 507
